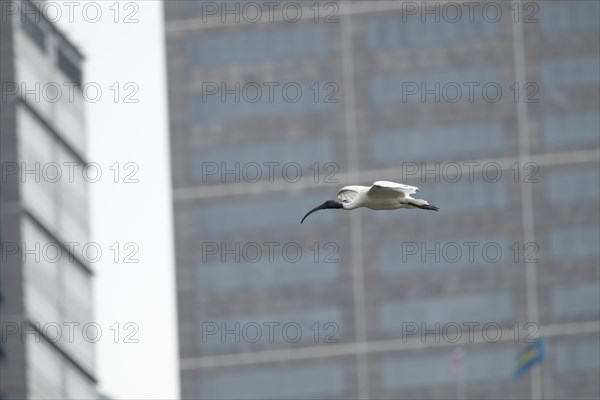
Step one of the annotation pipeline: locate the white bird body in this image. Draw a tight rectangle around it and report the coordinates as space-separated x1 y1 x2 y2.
301 180 438 223
337 181 426 210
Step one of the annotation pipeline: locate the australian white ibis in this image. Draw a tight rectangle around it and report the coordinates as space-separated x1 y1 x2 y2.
301 180 439 223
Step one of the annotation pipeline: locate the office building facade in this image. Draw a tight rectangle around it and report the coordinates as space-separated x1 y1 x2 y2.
0 1 96 398
164 1 599 398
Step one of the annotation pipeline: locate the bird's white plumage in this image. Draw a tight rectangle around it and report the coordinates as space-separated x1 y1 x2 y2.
337 185 365 204
335 181 432 210
302 180 438 223
370 180 419 196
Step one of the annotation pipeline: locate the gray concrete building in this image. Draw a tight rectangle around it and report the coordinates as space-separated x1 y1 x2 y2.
164 1 599 399
0 1 96 398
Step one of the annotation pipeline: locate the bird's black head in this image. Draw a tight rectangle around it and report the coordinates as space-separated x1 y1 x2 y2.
301 200 343 224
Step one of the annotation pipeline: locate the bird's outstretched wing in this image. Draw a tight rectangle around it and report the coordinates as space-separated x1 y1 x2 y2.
337 185 364 204
368 181 419 197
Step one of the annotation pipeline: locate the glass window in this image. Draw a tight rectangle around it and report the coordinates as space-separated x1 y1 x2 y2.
27 337 96 399
21 218 61 325
61 259 94 372
17 106 57 231
57 48 82 87
370 66 500 105
17 106 89 244
198 306 342 348
187 80 333 124
540 56 600 88
189 136 334 182
196 255 339 293
552 283 600 318
377 233 510 275
15 39 53 118
382 348 514 389
545 167 600 204
548 226 600 261
21 216 94 372
62 260 93 319
199 362 346 399
27 339 63 399
195 193 337 235
539 2 600 35
64 361 97 399
380 292 513 332
54 69 86 154
56 147 89 244
541 112 600 149
555 339 600 374
371 120 504 161
57 211 88 249
60 321 94 375
20 9 46 52
184 25 328 68
365 12 497 50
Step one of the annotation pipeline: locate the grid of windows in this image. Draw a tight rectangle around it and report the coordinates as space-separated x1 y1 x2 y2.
371 120 504 161
6 7 94 398
165 1 600 398
184 25 328 68
380 292 514 332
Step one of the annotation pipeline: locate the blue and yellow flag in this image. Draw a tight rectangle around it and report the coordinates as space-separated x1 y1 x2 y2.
514 338 545 379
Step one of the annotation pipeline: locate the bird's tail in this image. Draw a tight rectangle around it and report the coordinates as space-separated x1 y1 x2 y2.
417 204 439 211
409 198 440 211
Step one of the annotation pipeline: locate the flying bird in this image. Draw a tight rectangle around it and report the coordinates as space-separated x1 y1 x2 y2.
301 181 439 223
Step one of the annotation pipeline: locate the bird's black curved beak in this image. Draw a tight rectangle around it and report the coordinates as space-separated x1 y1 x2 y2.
301 200 343 224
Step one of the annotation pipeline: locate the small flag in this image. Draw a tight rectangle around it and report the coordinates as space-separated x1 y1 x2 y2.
514 338 545 379
451 346 465 375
